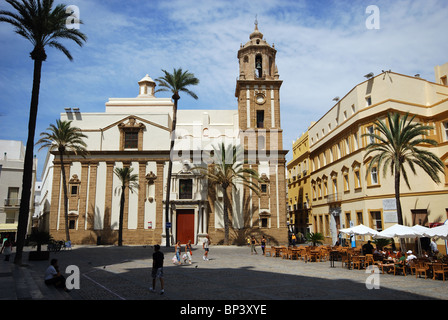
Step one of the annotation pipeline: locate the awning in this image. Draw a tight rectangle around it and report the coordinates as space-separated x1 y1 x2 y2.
0 224 18 233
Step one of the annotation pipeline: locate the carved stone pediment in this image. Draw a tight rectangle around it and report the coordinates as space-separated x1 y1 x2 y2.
118 116 146 130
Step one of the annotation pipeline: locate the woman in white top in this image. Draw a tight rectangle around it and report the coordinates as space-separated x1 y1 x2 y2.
203 235 210 261
45 259 69 291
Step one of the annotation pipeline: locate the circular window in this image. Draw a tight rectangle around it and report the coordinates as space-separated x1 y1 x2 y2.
256 94 265 104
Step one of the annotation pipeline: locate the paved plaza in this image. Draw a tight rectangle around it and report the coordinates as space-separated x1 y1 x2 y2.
3 244 446 304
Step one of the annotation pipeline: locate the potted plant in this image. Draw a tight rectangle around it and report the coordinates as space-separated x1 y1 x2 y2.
28 230 53 261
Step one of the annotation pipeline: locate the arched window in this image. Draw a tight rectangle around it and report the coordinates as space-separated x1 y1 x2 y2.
255 54 262 78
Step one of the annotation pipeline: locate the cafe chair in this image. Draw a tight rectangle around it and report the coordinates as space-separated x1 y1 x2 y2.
415 261 429 279
393 261 406 276
408 259 417 275
352 255 363 270
432 263 448 281
364 254 374 267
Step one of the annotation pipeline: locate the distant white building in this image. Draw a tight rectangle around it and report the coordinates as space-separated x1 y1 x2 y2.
0 140 37 240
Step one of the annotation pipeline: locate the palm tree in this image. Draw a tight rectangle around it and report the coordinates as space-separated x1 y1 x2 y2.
155 68 199 247
113 167 139 246
37 119 88 242
0 0 87 265
305 232 324 247
363 112 445 225
194 143 263 245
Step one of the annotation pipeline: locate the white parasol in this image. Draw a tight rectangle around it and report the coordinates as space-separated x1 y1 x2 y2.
339 224 379 236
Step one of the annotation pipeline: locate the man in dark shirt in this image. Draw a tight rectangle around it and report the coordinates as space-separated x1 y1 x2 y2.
362 240 374 255
150 244 164 294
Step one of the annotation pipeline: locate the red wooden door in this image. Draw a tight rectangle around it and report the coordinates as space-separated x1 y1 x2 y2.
176 209 195 244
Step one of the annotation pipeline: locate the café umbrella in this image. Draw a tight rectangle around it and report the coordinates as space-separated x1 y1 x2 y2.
374 224 422 254
424 223 448 239
339 224 379 236
374 224 421 239
339 224 379 249
411 225 432 257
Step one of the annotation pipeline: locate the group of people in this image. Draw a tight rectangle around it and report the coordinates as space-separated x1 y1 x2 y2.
172 235 211 265
150 234 211 295
246 235 267 255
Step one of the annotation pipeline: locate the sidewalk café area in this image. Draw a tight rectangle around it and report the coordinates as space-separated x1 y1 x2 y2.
270 223 448 281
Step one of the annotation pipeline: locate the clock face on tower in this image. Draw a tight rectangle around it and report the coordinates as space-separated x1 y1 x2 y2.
256 93 266 105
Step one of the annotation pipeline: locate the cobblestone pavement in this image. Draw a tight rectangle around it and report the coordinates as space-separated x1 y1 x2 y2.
21 244 447 302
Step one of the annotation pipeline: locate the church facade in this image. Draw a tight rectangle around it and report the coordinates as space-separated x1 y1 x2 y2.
37 24 289 246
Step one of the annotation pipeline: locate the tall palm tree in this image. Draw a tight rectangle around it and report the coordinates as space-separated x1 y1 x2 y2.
363 112 445 225
155 68 199 247
37 120 88 242
0 0 87 265
114 167 139 246
194 143 262 245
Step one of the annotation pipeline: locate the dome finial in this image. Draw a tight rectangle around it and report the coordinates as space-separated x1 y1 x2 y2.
250 15 263 40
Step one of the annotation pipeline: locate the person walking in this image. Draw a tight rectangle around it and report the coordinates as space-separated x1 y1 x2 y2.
261 235 267 255
203 234 210 261
291 233 297 246
150 244 164 295
185 240 193 265
1 236 12 261
175 240 182 265
250 236 258 255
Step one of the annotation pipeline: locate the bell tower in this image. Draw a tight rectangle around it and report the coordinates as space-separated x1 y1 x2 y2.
235 21 288 244
236 20 283 151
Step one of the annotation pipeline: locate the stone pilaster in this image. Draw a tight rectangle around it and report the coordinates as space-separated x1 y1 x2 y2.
138 161 147 229
49 163 62 232
87 162 98 230
78 162 89 230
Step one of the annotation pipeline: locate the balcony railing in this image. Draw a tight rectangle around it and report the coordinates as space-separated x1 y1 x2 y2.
327 193 342 204
4 198 20 206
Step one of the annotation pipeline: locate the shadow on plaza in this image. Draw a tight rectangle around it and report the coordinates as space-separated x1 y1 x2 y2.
23 245 441 300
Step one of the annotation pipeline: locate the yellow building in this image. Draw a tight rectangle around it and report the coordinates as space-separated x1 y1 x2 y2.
307 63 448 248
287 130 311 237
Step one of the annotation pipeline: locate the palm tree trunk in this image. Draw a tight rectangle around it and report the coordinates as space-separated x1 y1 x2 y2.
164 95 179 247
223 185 230 245
59 151 71 242
395 167 403 225
118 186 125 246
14 58 43 265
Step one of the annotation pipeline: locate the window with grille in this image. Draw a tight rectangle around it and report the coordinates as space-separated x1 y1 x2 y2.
179 179 193 199
124 131 138 149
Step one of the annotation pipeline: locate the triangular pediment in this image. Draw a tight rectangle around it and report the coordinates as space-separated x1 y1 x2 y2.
101 115 170 132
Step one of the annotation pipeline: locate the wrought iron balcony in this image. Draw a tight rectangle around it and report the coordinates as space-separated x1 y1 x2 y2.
4 198 20 206
327 193 342 204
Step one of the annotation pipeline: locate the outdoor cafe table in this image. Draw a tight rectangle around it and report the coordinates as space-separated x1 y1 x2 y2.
290 247 300 259
310 250 320 262
272 246 284 257
329 250 339 268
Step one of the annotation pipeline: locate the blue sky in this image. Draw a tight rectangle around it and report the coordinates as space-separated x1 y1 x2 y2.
1 0 448 180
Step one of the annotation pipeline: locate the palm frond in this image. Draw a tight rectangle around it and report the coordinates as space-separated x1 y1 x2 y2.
36 119 89 157
0 0 87 61
155 68 199 100
362 112 445 189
